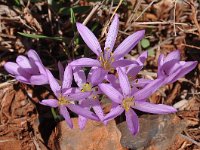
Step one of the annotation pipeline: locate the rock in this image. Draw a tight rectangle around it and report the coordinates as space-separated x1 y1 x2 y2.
52 118 127 150
117 114 187 150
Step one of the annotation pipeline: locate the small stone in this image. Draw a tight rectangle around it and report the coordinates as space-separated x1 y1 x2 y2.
117 114 186 150
53 118 127 150
173 99 188 110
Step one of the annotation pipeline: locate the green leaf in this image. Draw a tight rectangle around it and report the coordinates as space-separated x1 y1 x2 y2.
148 49 155 57
18 32 63 41
141 38 150 49
59 6 91 15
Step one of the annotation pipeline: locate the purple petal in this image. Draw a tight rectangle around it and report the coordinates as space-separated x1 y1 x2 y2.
169 61 198 83
40 99 58 107
63 65 72 89
46 69 61 96
99 83 123 104
164 50 180 62
73 67 86 88
112 59 134 68
136 51 148 65
76 23 102 56
34 61 46 75
104 15 119 59
78 115 88 130
15 75 30 84
132 78 152 88
103 105 124 122
4 62 20 75
159 59 180 76
30 75 48 85
133 101 177 114
105 74 120 89
113 30 145 60
92 100 104 121
68 92 92 101
133 78 164 100
16 55 35 74
58 61 64 81
27 49 42 63
68 104 99 121
127 64 142 77
125 109 139 135
59 106 73 128
70 58 101 67
117 68 131 97
90 67 107 86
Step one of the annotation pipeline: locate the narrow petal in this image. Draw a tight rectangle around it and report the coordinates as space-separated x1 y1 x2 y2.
133 101 177 114
78 115 88 130
103 105 124 122
46 69 61 97
104 74 120 89
40 99 58 107
30 75 48 85
70 58 101 67
99 83 123 104
68 104 99 121
169 61 197 83
4 62 20 75
111 59 134 68
90 68 107 86
68 92 92 101
117 68 131 97
127 65 142 77
27 49 42 63
35 61 46 75
58 61 64 81
113 30 145 60
59 106 73 128
104 15 119 59
125 109 139 135
133 78 164 100
92 100 104 121
15 75 30 84
76 23 102 56
63 65 72 89
16 55 35 74
73 67 86 88
164 50 180 62
136 50 148 65
132 78 152 88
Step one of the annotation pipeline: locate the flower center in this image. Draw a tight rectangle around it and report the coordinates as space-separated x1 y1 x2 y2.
99 52 115 72
81 83 92 92
122 97 134 112
58 96 70 105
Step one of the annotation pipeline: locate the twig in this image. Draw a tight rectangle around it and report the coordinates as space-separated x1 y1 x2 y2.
189 0 200 37
180 134 200 147
134 0 158 21
183 43 200 50
173 0 177 36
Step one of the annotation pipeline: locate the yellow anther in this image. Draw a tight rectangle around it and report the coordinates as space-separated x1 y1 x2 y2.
82 83 92 92
122 97 134 112
58 96 70 105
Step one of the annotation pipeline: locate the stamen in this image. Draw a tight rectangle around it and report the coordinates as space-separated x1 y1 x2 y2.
82 83 92 92
122 97 134 112
58 96 70 105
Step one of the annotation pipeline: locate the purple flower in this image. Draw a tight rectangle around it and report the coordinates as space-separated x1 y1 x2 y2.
73 67 105 129
4 50 48 85
40 65 99 128
99 68 177 135
70 15 145 73
158 50 197 84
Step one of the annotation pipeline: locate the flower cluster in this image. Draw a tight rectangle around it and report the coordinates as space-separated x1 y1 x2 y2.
4 15 197 135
